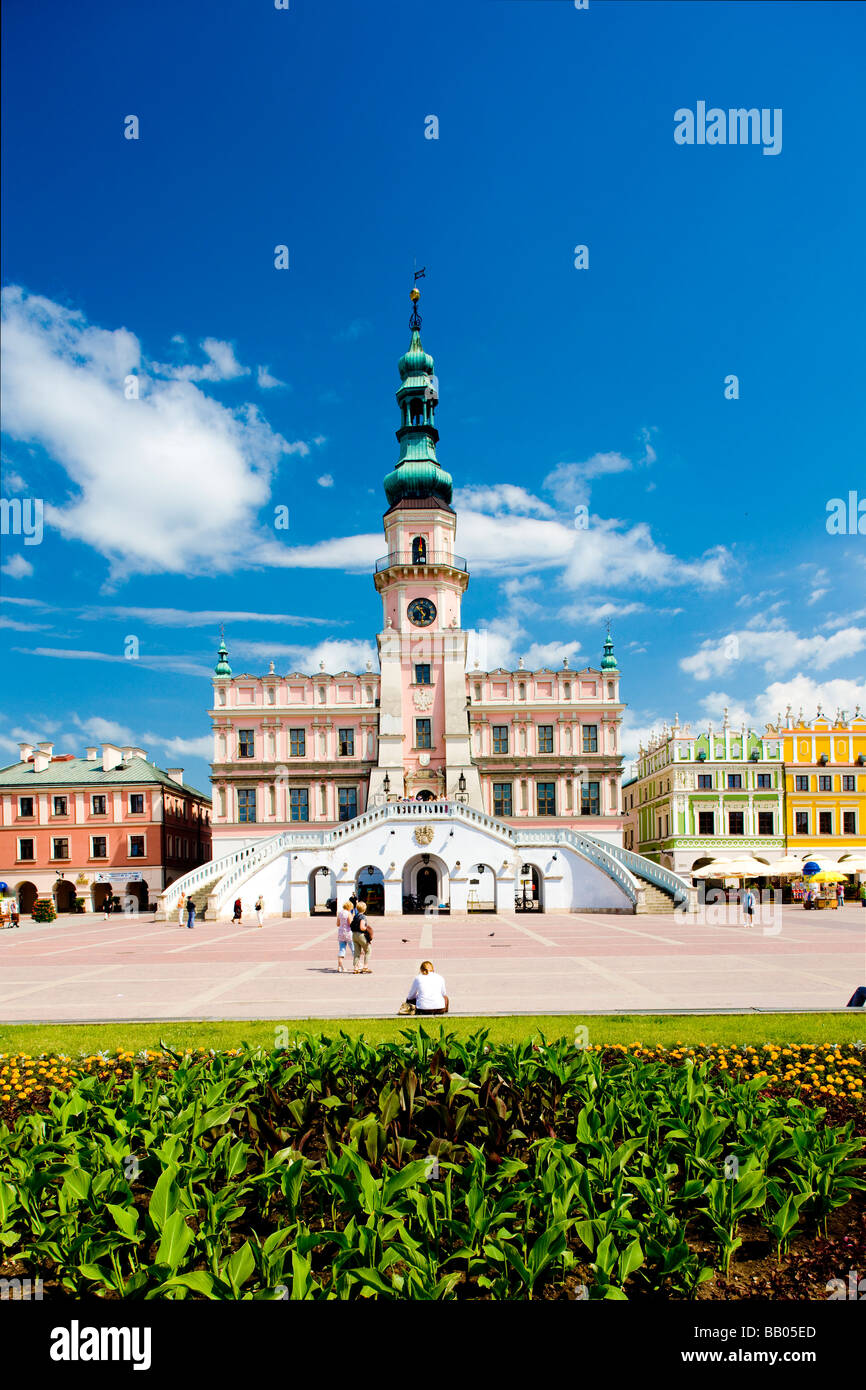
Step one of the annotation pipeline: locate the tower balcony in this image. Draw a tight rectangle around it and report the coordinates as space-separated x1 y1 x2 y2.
375 550 467 574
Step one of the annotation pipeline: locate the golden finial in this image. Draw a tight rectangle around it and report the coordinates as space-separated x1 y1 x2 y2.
410 287 420 303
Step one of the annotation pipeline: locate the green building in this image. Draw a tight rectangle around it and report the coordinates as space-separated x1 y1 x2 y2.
622 712 785 874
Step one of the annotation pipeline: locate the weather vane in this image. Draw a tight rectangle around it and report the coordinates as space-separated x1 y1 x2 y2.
410 263 426 328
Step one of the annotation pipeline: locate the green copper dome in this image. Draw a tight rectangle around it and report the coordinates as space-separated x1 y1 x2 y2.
398 329 434 379
385 293 452 507
600 629 618 671
214 638 232 677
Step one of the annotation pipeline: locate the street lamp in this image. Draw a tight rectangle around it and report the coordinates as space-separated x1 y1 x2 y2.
457 772 467 792
383 773 391 795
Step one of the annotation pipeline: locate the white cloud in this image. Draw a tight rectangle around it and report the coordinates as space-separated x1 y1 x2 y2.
454 484 555 518
681 625 866 680
0 615 49 631
152 337 250 383
229 638 378 673
157 734 212 759
1 288 317 581
256 365 285 389
1 468 27 492
16 647 212 678
696 675 866 729
79 606 346 628
544 452 633 507
1 554 33 579
73 715 136 744
317 474 334 488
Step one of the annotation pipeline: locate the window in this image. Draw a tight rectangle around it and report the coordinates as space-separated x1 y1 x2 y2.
238 729 255 758
289 788 309 822
581 780 599 816
818 775 832 791
756 774 772 789
18 839 34 860
727 774 742 790
564 683 571 699
492 725 509 754
52 838 69 859
493 782 512 817
91 836 107 858
795 775 809 792
757 811 774 835
818 811 832 835
290 728 305 757
129 794 144 814
537 725 554 754
91 794 107 815
537 781 556 816
411 536 427 562
698 811 715 835
697 774 713 790
474 684 482 701
415 719 432 750
53 796 67 816
338 787 357 821
129 835 145 857
415 664 431 685
18 796 33 817
795 811 809 835
728 811 745 835
518 683 526 701
842 775 855 791
582 725 598 753
338 728 355 757
843 811 856 834
237 789 257 824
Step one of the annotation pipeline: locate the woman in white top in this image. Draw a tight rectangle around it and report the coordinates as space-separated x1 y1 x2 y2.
406 960 449 1015
254 896 264 928
336 900 353 973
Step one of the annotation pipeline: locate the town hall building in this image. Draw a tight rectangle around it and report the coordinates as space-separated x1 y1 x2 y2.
158 291 692 920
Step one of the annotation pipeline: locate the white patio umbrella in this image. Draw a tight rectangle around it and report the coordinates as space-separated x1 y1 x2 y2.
836 855 866 873
691 857 769 879
768 856 812 876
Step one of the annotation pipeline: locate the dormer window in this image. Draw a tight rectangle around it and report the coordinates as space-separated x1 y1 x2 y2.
411 536 427 563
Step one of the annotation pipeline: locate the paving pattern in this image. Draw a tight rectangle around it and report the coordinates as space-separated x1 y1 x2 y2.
0 904 863 1023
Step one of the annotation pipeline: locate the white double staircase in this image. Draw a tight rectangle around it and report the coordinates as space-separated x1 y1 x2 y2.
157 801 695 920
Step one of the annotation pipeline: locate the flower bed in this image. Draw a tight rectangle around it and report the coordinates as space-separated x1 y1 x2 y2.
0 1033 863 1300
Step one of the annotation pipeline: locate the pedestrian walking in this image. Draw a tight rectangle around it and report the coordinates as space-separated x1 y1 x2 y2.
186 895 196 930
351 900 373 973
232 898 243 924
336 900 353 972
10 904 20 929
836 882 845 909
176 895 185 928
254 895 264 928
743 887 755 928
405 961 449 1016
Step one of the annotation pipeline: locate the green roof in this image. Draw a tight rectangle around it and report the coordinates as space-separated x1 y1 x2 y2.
0 756 210 802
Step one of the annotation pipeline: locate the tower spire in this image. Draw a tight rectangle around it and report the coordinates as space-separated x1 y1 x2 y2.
383 282 453 509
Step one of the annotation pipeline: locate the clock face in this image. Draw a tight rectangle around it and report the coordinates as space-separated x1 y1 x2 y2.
408 597 437 628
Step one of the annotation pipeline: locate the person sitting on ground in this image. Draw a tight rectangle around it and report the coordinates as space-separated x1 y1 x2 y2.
351 900 373 974
406 960 449 1015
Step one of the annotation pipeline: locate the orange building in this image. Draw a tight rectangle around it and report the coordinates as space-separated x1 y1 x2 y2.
0 742 211 914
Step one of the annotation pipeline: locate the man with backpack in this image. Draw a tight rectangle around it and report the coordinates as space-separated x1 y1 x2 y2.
351 899 373 973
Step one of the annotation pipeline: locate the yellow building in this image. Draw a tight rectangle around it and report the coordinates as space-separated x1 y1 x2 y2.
779 708 866 861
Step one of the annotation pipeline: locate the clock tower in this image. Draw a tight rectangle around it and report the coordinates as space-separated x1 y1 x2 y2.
370 289 483 808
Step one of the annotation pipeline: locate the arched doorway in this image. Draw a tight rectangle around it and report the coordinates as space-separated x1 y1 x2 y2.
126 881 147 911
309 867 336 914
467 864 496 912
403 854 449 914
16 881 37 915
515 863 543 912
416 865 438 908
415 790 435 802
355 864 385 915
54 879 76 913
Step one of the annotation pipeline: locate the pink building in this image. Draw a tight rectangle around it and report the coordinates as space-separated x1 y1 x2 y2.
209 289 624 854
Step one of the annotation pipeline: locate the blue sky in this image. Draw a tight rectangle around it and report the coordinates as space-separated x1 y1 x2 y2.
2 0 864 795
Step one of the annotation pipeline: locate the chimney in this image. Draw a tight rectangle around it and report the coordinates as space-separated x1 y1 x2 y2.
102 743 123 772
122 746 135 761
32 741 54 773
17 742 33 762
166 768 184 784
86 747 98 761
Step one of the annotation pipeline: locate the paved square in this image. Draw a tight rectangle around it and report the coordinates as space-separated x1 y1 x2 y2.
0 905 863 1022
